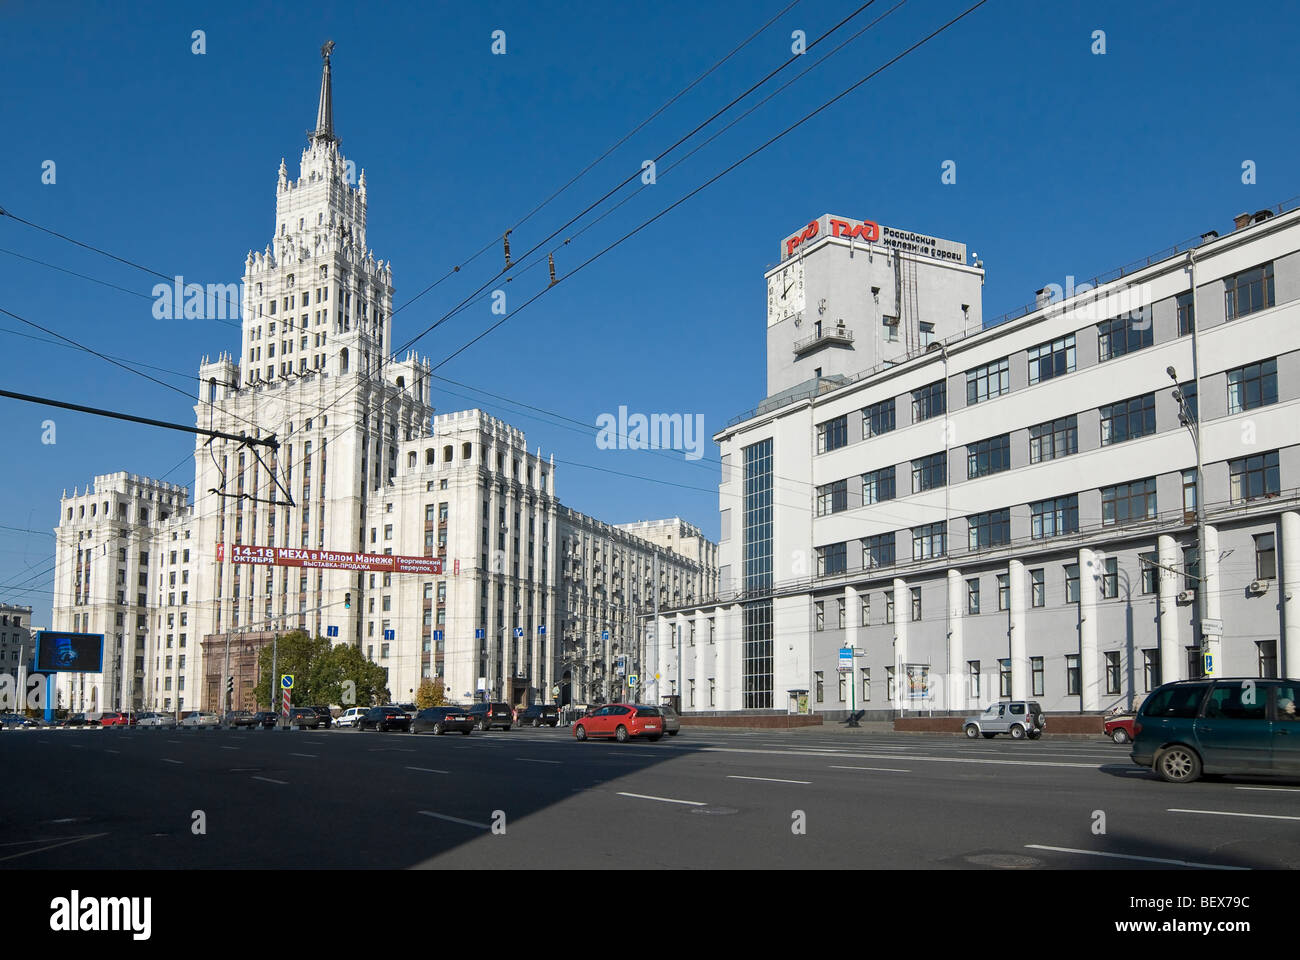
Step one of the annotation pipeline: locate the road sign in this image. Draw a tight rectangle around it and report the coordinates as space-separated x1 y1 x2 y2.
838 647 854 672
383 629 395 640
433 629 444 642
538 625 546 635
475 628 485 640
1200 619 1224 637
1204 653 1214 673
514 627 524 638
628 674 639 687
602 630 609 641
326 625 338 637
281 688 291 716
280 674 294 690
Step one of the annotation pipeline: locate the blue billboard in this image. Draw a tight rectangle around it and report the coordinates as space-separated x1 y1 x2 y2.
33 631 105 673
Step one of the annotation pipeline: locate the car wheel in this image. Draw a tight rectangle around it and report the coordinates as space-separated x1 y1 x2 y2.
461 728 472 735
1010 724 1026 740
964 724 979 739
433 723 443 736
982 732 996 739
533 719 540 728
646 735 662 742
1028 729 1042 740
575 724 588 741
1156 745 1202 783
1112 728 1130 744
615 725 629 743
478 720 487 731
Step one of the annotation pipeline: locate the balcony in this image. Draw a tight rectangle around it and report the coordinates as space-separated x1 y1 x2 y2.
793 322 854 356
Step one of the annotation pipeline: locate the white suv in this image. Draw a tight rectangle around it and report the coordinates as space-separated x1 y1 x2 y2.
335 707 367 728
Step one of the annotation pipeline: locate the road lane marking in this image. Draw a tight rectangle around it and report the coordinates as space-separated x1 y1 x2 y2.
727 775 811 784
289 753 317 758
1235 786 1300 793
1025 844 1248 870
161 759 182 765
616 791 707 806
418 810 489 829
252 776 287 785
0 834 109 863
167 739 181 744
406 766 449 774
829 765 911 773
517 758 561 764
220 746 239 750
105 749 119 754
1167 808 1300 822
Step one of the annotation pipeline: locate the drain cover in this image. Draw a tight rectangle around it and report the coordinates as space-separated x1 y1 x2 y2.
965 853 1041 869
690 806 739 816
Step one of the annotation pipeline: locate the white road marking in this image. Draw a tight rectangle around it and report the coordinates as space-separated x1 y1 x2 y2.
727 775 811 784
105 749 119 754
418 810 490 829
616 791 707 806
517 758 561 764
1167 808 1300 822
1026 844 1248 870
161 759 182 765
167 739 181 744
1235 785 1300 793
829 765 911 773
289 753 317 758
220 746 239 750
252 776 287 785
406 766 449 774
0 834 108 862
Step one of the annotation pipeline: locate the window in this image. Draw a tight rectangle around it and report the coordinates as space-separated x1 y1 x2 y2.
911 380 946 422
967 578 980 614
1100 393 1155 445
1030 568 1045 607
816 480 848 516
999 659 1012 698
862 533 895 569
1100 477 1157 526
1255 532 1276 580
967 509 1011 550
1187 646 1205 680
1183 546 1200 592
814 602 825 632
1143 650 1161 691
816 542 847 576
886 666 896 700
837 599 845 629
1031 495 1079 539
1031 656 1045 697
911 522 946 560
1139 551 1158 594
1176 380 1198 422
1027 334 1075 384
861 466 896 504
1182 469 1198 518
885 593 894 624
966 357 1010 405
967 434 1010 479
816 415 848 454
862 398 896 438
815 671 824 703
1101 557 1118 599
1229 451 1280 503
1224 262 1274 320
1105 651 1121 694
1257 640 1277 679
967 661 980 699
1226 358 1278 414
861 668 871 702
1066 654 1080 696
1028 415 1077 464
860 595 870 625
1097 315 1152 361
910 587 922 621
1176 291 1194 336
997 574 1009 611
919 322 934 347
911 452 946 493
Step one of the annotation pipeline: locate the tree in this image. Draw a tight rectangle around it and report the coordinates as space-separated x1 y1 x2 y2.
250 631 329 709
415 677 447 709
315 641 390 708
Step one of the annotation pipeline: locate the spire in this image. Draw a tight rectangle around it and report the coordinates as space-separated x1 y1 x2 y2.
312 40 336 144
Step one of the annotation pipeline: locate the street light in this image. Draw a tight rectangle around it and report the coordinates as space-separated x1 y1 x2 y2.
1168 362 1214 678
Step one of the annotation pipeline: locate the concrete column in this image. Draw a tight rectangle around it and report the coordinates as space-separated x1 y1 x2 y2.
844 584 859 652
892 578 907 711
1202 525 1221 677
672 612 687 702
1283 513 1300 678
719 602 740 711
693 614 705 710
1157 534 1181 684
1008 559 1028 701
1078 549 1099 710
947 569 964 714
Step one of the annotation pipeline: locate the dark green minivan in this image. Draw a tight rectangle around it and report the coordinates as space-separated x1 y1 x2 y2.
1132 678 1300 783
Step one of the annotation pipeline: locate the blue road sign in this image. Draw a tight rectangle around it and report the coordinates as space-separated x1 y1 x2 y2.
475 628 485 640
326 625 338 637
602 630 610 640
433 630 444 642
514 627 523 638
538 625 546 635
384 629 395 640
280 674 294 690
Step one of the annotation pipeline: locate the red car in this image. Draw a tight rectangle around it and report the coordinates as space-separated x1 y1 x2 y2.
573 703 664 743
98 711 137 727
1104 714 1136 744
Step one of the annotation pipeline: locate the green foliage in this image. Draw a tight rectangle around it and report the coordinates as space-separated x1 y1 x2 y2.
315 641 390 708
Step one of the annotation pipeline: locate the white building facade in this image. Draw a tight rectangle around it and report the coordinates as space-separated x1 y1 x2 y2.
656 206 1300 717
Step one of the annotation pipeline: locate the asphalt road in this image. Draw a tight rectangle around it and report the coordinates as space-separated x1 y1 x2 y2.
2 725 1297 869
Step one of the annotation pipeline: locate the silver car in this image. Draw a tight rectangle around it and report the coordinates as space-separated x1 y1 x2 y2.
179 711 221 728
136 712 178 729
659 704 681 737
962 701 1045 740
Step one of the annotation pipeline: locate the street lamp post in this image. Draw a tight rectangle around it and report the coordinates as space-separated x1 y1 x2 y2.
1168 362 1214 679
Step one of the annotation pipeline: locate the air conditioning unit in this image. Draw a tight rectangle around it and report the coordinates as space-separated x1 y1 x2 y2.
1247 579 1269 595
1176 589 1197 604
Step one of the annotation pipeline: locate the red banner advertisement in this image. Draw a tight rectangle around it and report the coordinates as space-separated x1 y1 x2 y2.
217 544 443 575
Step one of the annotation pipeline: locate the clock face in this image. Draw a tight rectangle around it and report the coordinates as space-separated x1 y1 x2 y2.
767 261 805 327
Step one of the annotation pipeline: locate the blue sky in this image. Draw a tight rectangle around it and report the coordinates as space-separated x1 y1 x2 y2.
2 0 1298 626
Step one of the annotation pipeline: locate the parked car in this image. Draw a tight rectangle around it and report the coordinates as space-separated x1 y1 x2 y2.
60 713 99 728
224 710 257 728
136 712 177 729
1104 714 1137 744
962 701 1045 740
311 706 333 729
179 712 221 728
1132 678 1300 783
289 707 325 729
659 703 681 737
573 703 664 743
357 706 410 732
518 704 559 727
251 711 279 729
465 702 513 731
411 706 474 735
335 706 367 729
98 711 136 727
0 713 40 729
398 702 417 720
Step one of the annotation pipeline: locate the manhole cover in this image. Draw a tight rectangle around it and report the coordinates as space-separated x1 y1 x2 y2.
965 853 1041 869
690 806 739 816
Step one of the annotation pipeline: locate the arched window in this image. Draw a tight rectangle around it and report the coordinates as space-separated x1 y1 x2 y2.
462 442 472 460
208 378 217 403
396 376 405 389
407 451 416 469
340 348 349 373
425 448 435 466
443 445 453 463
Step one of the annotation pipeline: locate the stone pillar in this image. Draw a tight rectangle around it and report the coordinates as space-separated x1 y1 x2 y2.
1078 549 1099 710
1283 513 1300 678
947 569 964 714
892 578 907 711
1202 525 1221 677
1157 534 1181 685
1008 559 1028 701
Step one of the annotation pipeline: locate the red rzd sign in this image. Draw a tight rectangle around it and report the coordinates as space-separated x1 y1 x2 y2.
217 544 443 575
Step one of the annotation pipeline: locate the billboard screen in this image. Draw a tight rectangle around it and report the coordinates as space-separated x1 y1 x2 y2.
34 631 105 673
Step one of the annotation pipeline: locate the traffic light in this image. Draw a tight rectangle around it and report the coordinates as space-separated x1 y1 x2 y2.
344 592 351 609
